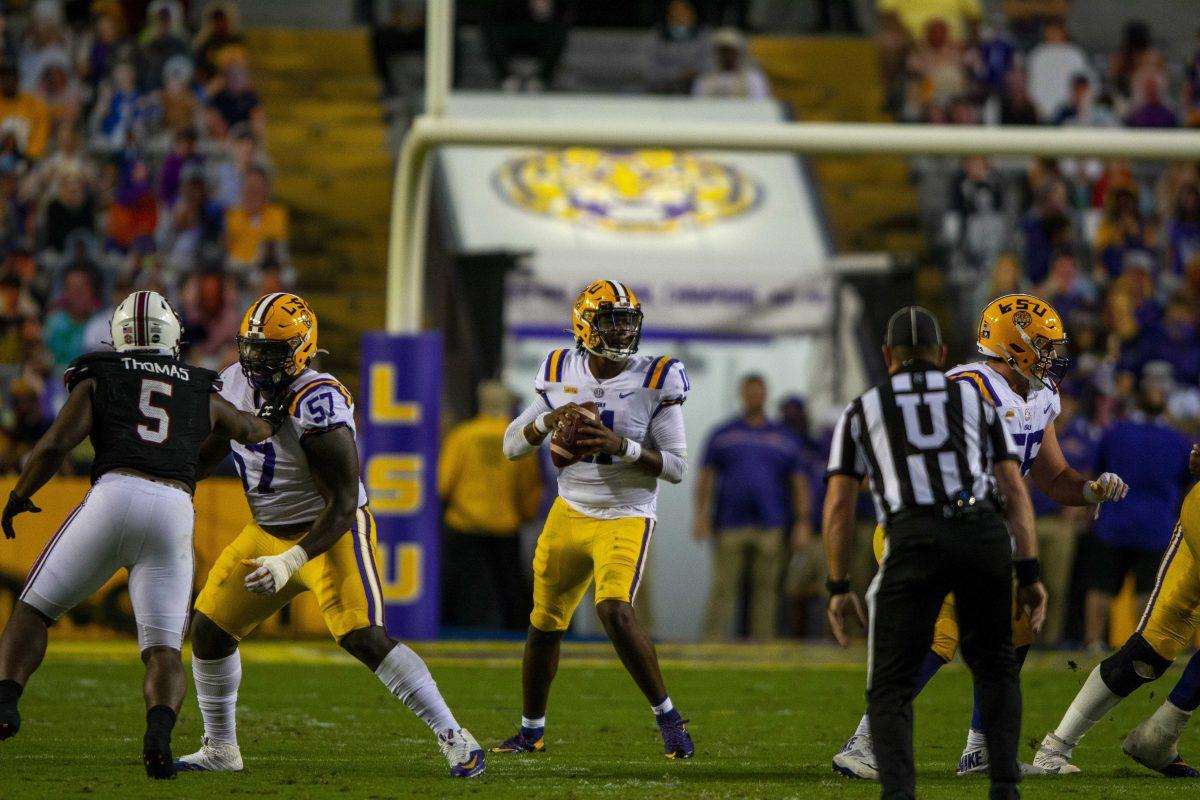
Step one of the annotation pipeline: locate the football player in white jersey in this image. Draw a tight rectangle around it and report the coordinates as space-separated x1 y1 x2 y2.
492 280 695 759
175 293 485 779
833 293 1128 780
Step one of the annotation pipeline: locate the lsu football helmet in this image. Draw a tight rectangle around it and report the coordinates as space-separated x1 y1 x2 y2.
237 292 318 391
110 290 183 357
571 280 642 361
977 293 1069 391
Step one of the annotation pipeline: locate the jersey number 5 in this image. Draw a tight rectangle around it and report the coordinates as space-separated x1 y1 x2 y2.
137 379 172 444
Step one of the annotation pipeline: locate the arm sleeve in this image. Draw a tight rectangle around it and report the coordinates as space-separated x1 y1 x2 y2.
825 401 866 478
503 399 545 461
646 401 688 484
984 401 1020 462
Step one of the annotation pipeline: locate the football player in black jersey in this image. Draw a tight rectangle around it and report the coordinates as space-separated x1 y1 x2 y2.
0 291 288 779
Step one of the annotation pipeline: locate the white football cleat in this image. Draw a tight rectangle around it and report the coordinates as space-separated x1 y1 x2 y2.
174 736 243 772
1122 716 1200 776
439 727 486 778
957 745 989 775
832 734 879 780
1030 733 1081 775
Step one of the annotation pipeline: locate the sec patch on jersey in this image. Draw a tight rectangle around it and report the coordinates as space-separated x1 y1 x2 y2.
550 402 599 468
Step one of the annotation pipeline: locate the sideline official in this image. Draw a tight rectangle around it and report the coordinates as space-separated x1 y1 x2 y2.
822 306 1048 800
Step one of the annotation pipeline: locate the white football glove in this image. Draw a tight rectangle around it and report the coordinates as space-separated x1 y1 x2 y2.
1083 472 1129 505
242 545 308 594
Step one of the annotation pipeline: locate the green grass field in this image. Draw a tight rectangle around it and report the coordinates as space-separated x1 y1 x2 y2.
0 640 1194 799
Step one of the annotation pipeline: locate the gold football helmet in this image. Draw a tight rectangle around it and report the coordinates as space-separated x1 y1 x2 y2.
571 280 642 361
977 293 1068 390
237 292 318 390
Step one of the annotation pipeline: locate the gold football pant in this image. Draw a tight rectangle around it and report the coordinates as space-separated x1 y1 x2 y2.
195 507 384 641
530 498 653 632
1134 487 1200 661
873 524 1035 662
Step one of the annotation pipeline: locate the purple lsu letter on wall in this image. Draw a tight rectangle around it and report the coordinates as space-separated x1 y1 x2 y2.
360 331 442 639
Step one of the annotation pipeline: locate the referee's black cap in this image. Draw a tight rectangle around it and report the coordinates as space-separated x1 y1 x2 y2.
885 306 943 349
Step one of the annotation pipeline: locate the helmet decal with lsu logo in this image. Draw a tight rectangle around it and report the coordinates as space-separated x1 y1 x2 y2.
237 293 319 391
976 293 1068 391
571 280 643 362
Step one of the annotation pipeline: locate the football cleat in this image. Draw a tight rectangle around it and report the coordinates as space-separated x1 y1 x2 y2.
0 704 19 741
1123 718 1200 777
657 710 694 759
832 734 878 780
174 736 244 772
1031 733 1082 775
957 745 989 775
143 729 176 780
439 727 485 778
491 729 545 754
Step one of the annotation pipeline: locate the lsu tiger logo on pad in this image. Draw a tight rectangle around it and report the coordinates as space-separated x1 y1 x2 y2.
492 148 762 234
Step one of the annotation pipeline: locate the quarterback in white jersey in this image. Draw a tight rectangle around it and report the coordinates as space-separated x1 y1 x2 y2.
493 279 695 760
177 293 485 779
833 294 1129 782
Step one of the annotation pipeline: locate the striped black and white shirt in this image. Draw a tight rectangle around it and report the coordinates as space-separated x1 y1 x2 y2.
826 365 1020 525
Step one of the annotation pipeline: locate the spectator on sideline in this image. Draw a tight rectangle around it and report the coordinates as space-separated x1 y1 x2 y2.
778 395 826 637
694 374 808 641
1167 182 1200 275
999 67 1039 125
43 264 101 372
904 18 968 120
207 62 263 140
1083 384 1192 647
1053 73 1116 128
193 1 248 86
225 164 287 268
1025 18 1090 121
645 0 712 95
1125 71 1177 128
0 63 49 160
692 27 770 99
481 0 574 92
0 375 52 473
1029 392 1097 644
439 380 542 630
137 0 190 92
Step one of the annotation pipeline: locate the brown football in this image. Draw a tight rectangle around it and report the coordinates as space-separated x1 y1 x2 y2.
549 401 600 468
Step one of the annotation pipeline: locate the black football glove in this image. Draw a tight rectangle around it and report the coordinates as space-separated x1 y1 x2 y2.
256 391 293 435
3 492 40 540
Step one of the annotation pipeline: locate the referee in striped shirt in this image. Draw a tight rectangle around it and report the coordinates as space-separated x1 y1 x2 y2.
822 306 1047 800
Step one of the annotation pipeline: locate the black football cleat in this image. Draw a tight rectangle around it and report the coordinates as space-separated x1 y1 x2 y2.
143 729 177 779
0 704 18 741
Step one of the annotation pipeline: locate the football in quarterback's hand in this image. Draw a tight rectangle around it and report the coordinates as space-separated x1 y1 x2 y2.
549 402 599 468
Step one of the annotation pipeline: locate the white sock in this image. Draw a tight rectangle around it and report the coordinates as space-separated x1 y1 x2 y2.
375 644 458 735
1054 666 1123 748
651 696 674 716
521 716 545 731
1149 700 1192 741
192 652 241 747
854 714 871 738
965 728 987 751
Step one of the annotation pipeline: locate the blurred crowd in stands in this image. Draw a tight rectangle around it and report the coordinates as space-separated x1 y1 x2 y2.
0 0 291 474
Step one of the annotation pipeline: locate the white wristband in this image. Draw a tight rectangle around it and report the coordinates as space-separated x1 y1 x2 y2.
280 544 309 577
620 438 642 463
532 412 551 436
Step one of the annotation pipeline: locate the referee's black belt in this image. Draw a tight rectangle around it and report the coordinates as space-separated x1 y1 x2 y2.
889 498 999 525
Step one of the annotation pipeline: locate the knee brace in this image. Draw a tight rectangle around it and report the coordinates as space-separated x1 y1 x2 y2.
1100 634 1173 697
